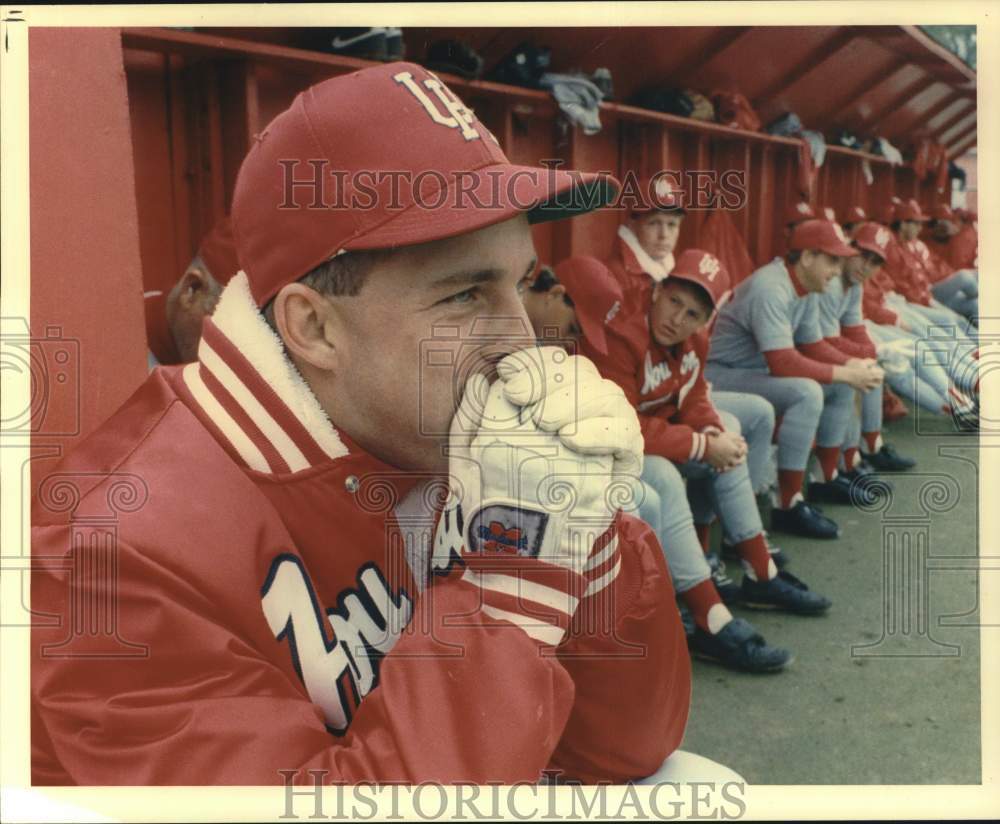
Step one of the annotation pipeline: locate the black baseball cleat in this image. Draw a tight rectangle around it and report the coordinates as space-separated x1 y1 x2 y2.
706 552 742 605
770 501 841 539
862 444 916 472
689 617 792 673
740 570 832 615
721 537 789 570
807 474 853 505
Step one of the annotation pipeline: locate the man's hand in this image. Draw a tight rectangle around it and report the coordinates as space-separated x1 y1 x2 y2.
834 361 882 392
433 346 640 645
704 430 747 472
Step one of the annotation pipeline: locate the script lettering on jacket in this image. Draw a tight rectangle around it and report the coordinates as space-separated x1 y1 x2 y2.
640 351 672 395
261 554 413 734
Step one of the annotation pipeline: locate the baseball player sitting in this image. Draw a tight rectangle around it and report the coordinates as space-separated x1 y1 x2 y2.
920 204 979 322
548 252 832 673
809 224 916 503
858 221 978 421
867 202 980 417
884 199 980 335
608 181 784 566
33 63 697 785
706 220 885 540
143 216 239 368
947 208 978 271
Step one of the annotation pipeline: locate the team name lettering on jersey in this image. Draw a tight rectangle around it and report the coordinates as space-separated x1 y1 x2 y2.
641 351 672 395
677 350 701 408
261 554 413 734
393 71 497 144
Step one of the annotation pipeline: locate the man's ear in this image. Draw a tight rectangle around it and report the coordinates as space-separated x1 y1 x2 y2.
272 283 339 371
177 267 222 313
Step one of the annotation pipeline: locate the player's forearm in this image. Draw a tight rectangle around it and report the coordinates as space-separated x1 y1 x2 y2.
841 325 877 358
764 348 834 383
798 339 851 366
640 416 706 463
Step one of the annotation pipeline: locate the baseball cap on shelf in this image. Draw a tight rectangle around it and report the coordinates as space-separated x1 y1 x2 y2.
232 61 620 306
789 219 858 257
198 216 241 285
894 198 928 223
852 222 892 260
929 203 955 222
844 205 867 224
667 249 730 308
784 200 815 227
552 256 624 356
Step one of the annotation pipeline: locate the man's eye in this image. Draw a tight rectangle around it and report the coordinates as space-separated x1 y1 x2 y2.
440 287 479 306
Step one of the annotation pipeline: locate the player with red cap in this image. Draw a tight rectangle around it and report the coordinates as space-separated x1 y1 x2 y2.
811 225 916 502
585 249 832 674
143 215 241 367
605 173 687 312
858 220 979 423
842 206 868 237
919 203 979 320
32 62 701 786
705 220 885 540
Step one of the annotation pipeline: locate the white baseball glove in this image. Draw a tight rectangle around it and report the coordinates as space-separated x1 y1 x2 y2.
433 346 642 646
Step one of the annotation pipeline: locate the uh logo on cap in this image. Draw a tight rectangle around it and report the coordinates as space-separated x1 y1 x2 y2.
393 70 500 145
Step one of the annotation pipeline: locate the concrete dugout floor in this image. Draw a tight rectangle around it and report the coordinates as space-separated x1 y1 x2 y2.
681 406 983 784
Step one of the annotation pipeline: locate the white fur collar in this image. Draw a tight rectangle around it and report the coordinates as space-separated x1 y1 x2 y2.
208 272 348 460
618 224 674 282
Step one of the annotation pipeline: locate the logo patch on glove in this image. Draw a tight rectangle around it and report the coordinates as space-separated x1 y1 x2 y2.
468 505 547 557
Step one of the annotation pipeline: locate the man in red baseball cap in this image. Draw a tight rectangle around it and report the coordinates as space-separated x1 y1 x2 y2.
605 173 687 312
886 198 978 326
920 203 979 320
33 62 697 786
520 257 623 355
706 220 882 540
841 205 868 237
586 249 832 674
812 223 916 502
144 215 241 367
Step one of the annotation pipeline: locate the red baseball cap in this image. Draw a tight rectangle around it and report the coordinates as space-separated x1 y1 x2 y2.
930 203 955 222
852 222 892 260
844 206 868 224
894 198 929 222
785 200 815 227
667 249 731 308
552 256 624 356
789 219 858 257
879 196 902 225
232 62 619 305
198 216 240 285
627 174 687 213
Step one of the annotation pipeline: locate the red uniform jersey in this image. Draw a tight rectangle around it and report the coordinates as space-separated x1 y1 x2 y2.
883 236 933 306
947 223 978 270
31 276 691 786
584 309 723 465
862 265 900 325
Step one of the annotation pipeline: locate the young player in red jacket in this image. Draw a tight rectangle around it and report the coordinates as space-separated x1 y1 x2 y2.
608 182 788 584
581 250 833 671
32 63 693 786
920 204 979 322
